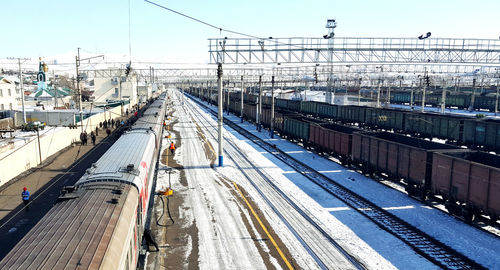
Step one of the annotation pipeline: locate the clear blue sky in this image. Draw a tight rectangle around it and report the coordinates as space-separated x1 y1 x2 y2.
1 0 499 65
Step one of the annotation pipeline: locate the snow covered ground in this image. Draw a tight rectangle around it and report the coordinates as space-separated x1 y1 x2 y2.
151 89 500 269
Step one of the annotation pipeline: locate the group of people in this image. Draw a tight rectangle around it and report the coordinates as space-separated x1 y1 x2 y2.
79 131 97 145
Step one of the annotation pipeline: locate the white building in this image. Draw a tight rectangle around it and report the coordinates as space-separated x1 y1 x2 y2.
92 70 137 108
137 83 152 104
0 77 18 111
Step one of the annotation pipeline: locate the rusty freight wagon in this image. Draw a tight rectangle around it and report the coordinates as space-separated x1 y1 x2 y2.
431 151 500 222
351 132 465 199
309 122 362 165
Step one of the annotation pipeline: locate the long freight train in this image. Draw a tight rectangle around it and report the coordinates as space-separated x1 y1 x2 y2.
219 91 500 151
191 89 500 223
0 93 167 270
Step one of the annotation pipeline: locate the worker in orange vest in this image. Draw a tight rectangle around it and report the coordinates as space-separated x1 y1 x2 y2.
170 142 175 155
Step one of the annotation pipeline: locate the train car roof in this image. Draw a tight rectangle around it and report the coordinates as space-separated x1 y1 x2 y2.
0 183 137 270
76 132 155 188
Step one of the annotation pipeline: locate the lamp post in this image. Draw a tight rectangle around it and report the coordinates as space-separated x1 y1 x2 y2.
324 19 336 104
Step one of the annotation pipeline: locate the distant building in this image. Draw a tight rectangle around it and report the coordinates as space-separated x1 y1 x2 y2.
332 94 376 106
137 83 152 104
0 77 18 111
93 70 137 108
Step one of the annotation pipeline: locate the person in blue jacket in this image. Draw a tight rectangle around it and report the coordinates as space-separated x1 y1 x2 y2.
22 187 30 208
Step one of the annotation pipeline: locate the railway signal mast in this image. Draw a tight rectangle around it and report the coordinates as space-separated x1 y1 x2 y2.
217 63 224 167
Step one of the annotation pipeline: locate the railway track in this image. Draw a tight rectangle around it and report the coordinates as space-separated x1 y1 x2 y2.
187 94 486 270
184 96 367 270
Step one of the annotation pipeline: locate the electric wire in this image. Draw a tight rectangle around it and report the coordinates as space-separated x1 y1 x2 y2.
143 0 312 51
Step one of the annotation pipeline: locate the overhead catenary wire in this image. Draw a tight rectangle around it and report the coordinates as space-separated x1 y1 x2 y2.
143 0 311 51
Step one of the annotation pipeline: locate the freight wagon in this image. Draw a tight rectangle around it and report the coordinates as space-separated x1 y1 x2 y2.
432 151 500 222
462 118 500 151
282 116 323 144
309 122 362 164
350 132 464 199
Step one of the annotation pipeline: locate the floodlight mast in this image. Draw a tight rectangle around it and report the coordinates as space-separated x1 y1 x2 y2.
325 19 337 104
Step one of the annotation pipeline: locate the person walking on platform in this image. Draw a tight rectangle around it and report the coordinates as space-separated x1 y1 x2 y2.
90 131 96 145
80 132 85 145
106 128 111 137
170 142 175 155
22 187 30 209
83 132 88 145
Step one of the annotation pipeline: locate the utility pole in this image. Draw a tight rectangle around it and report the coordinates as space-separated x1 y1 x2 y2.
208 80 212 105
76 48 83 133
18 59 27 124
270 75 275 138
75 48 103 133
8 57 29 124
53 70 58 108
495 81 499 116
441 79 447 113
377 79 382 108
410 80 415 110
421 68 427 113
217 63 224 167
240 75 244 123
386 83 391 108
257 75 263 132
181 81 184 106
226 80 230 115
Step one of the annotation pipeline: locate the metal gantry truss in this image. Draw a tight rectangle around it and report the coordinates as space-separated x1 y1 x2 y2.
83 64 500 86
209 37 500 65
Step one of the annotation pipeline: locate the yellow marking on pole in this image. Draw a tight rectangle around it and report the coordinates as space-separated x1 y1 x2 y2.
233 182 294 270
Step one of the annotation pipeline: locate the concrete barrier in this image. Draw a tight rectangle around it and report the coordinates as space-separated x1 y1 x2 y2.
0 106 123 187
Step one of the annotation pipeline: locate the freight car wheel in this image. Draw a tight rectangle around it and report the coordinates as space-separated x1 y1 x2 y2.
418 190 427 201
490 214 499 223
463 209 475 223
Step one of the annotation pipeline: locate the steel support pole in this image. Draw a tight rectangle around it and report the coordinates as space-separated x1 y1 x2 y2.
411 80 415 110
421 69 427 113
377 80 381 108
18 59 26 124
421 83 427 113
209 80 212 105
240 75 244 123
226 81 230 115
495 83 499 116
36 128 42 164
257 75 263 131
217 63 224 167
386 85 391 108
270 75 275 138
441 79 447 113
76 48 84 134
